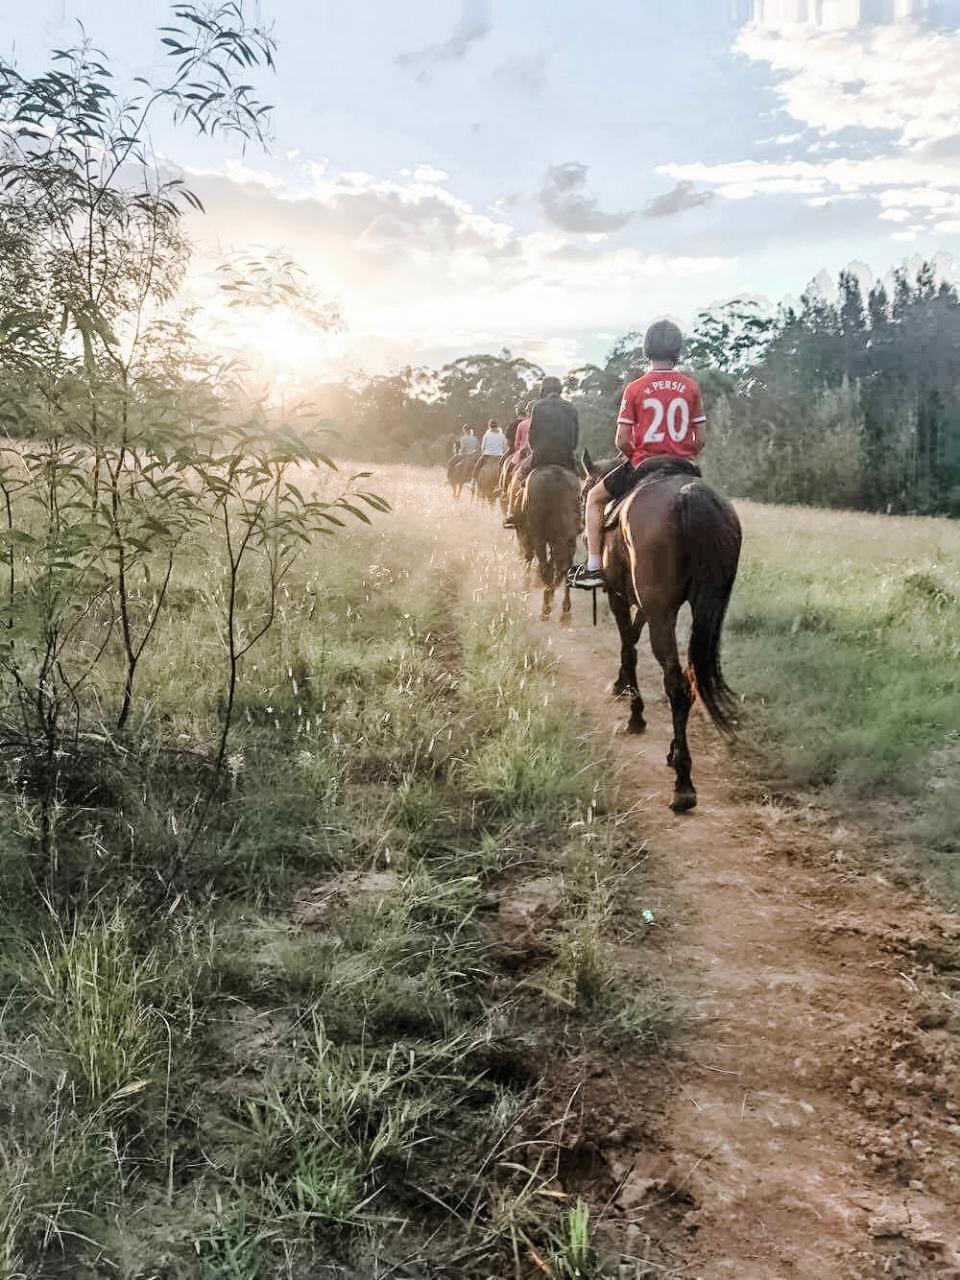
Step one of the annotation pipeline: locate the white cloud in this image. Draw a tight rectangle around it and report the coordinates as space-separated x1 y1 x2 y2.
877 187 956 210
663 20 960 239
177 158 733 372
400 164 450 183
660 155 960 201
195 158 283 190
736 22 960 148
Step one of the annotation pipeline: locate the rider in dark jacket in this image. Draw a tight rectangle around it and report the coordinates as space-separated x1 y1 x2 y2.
529 384 578 468
503 378 579 528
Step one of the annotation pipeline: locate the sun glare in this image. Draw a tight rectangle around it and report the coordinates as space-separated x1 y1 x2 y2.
231 308 345 393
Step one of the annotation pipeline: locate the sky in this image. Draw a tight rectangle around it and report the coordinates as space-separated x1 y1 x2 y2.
8 0 960 382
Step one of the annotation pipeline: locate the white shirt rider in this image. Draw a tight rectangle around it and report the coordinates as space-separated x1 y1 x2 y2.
480 425 508 457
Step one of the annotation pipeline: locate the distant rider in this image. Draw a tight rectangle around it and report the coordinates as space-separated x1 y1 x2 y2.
508 403 533 466
473 418 508 480
503 378 579 529
456 425 480 459
570 319 705 589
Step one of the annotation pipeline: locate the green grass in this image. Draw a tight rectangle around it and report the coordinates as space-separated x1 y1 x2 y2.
4 467 949 1273
0 466 654 1279
727 500 960 897
30 907 165 1105
551 1198 596 1278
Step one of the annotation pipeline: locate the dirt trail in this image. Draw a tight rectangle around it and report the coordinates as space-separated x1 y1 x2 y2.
542 603 960 1280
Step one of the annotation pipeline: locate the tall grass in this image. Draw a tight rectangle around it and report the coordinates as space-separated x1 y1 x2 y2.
30 908 168 1103
0 466 648 1278
728 500 960 895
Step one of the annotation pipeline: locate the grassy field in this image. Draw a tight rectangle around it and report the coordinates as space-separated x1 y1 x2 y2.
0 466 660 1280
726 500 960 896
1 460 955 1278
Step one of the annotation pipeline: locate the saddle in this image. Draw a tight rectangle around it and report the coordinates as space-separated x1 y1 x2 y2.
603 456 702 529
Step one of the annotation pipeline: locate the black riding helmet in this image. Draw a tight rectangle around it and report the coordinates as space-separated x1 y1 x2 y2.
643 319 683 363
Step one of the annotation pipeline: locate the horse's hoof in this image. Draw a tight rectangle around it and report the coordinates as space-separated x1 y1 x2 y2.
559 612 572 629
619 717 646 736
540 613 551 623
670 788 697 813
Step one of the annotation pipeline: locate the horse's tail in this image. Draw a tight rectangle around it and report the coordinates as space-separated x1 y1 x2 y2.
529 467 578 589
675 481 741 734
533 538 554 587
528 505 555 587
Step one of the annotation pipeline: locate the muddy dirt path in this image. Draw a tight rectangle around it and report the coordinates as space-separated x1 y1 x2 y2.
542 602 960 1280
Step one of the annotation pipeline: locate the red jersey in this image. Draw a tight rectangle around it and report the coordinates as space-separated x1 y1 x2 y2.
617 369 705 467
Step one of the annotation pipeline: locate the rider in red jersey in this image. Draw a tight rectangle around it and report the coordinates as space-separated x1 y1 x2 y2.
571 320 705 590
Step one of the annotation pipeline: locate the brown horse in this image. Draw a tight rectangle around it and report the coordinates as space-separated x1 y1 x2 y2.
518 465 580 625
475 455 501 504
581 451 741 812
498 455 519 512
446 454 472 499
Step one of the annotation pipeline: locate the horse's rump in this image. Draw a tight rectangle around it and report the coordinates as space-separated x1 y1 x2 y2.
447 454 472 490
475 455 501 500
523 465 580 587
618 471 740 732
524 463 580 519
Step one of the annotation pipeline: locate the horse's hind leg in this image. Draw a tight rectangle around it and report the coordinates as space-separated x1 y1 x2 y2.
559 579 572 627
559 537 575 627
519 532 535 587
536 546 553 620
648 611 696 812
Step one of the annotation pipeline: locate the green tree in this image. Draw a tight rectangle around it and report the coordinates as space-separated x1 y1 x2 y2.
0 5 384 862
436 351 545 429
695 263 960 514
687 299 775 375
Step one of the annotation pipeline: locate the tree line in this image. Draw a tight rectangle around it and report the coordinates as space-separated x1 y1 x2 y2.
330 265 960 516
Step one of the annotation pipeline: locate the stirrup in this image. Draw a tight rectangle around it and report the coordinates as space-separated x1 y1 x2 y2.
569 564 605 590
